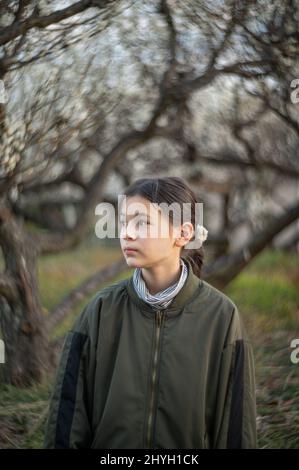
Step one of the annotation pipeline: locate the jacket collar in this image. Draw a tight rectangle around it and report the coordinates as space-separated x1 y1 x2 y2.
126 257 203 317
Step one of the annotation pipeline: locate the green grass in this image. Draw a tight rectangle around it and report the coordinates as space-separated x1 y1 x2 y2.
0 246 298 448
227 273 299 330
226 249 299 449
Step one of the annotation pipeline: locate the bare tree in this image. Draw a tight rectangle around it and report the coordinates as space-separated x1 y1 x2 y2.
0 0 299 386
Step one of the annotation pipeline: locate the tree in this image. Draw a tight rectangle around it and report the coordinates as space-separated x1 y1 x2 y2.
0 0 298 386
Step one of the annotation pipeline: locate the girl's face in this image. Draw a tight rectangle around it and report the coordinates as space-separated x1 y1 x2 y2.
119 195 183 269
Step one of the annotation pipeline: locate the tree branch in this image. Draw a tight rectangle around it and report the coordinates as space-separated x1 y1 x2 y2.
46 257 128 333
203 199 299 288
0 0 113 46
0 272 19 303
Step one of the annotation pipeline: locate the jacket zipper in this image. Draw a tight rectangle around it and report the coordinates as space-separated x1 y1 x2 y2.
145 309 165 448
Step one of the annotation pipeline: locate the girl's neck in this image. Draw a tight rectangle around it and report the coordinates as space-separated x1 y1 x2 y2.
141 257 182 295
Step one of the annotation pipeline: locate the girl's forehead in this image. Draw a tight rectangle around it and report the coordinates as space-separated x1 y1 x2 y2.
120 197 161 217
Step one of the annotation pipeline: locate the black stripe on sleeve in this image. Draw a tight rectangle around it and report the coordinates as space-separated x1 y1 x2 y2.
55 331 88 448
227 339 244 449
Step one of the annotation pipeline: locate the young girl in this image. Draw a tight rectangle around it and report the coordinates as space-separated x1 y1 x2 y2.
43 176 257 449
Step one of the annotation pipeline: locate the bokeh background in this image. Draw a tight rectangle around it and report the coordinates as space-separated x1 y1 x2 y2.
0 0 298 448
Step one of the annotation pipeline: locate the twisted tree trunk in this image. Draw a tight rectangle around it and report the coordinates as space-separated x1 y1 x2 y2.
0 204 51 386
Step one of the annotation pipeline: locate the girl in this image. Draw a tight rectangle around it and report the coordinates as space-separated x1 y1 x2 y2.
43 176 257 449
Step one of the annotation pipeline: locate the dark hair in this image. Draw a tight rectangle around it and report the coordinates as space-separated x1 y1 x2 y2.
122 176 205 279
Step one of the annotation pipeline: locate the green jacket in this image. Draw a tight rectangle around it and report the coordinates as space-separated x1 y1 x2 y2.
43 258 257 449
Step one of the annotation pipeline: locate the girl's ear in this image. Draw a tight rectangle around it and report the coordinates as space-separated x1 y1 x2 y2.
174 222 194 248
181 222 194 239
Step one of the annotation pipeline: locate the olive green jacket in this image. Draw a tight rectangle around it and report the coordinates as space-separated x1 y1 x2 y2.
43 258 257 449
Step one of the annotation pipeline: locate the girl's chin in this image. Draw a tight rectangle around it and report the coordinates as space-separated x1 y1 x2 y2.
125 258 141 266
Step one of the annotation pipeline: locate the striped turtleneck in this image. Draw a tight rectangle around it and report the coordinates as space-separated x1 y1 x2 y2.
132 257 188 310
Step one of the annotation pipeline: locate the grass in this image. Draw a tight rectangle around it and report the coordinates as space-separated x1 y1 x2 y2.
226 250 299 449
0 245 298 448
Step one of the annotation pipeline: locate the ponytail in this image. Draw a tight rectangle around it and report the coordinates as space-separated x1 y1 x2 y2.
181 247 204 279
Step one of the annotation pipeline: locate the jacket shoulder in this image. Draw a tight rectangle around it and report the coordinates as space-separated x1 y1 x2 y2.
199 279 237 314
71 278 128 334
86 277 128 303
191 279 247 344
199 279 249 344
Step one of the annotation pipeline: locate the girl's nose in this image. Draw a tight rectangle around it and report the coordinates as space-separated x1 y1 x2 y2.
120 222 137 240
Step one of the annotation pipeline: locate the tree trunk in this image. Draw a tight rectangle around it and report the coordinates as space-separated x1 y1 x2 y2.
203 201 299 289
0 205 52 386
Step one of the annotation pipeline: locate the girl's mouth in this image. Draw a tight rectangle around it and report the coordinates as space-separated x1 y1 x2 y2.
124 248 138 254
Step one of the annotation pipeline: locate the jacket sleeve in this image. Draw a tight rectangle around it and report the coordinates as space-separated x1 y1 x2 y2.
211 306 258 449
43 299 98 449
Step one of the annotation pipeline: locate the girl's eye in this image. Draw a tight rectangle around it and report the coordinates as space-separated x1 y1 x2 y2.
119 220 149 226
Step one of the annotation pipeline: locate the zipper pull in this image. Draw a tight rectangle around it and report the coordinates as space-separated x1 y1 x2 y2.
156 309 164 327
